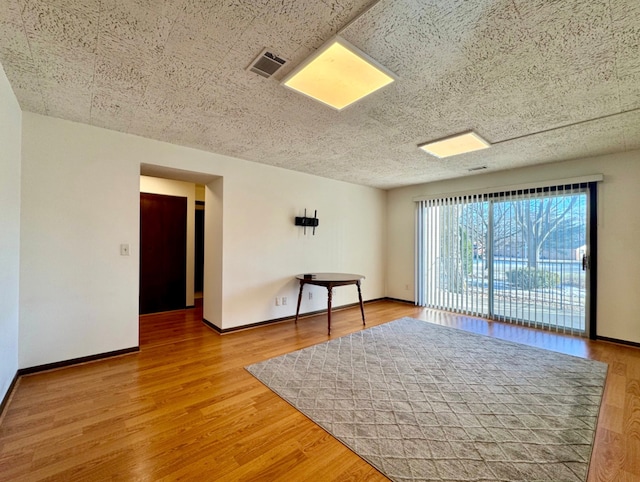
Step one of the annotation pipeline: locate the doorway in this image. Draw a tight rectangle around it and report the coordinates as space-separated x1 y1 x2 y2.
194 200 205 298
139 164 223 330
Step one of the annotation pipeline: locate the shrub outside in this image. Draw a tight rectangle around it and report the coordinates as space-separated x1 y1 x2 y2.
505 267 560 289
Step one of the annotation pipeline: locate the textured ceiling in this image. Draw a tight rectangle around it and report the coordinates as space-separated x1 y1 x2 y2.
1 0 639 189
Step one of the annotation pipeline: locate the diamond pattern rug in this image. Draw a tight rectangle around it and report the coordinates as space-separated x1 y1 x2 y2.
246 317 607 481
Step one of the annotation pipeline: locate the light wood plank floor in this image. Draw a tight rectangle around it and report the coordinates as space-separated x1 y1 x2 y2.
1 300 639 481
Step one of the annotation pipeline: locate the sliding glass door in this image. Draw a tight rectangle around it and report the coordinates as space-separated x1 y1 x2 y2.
417 184 592 335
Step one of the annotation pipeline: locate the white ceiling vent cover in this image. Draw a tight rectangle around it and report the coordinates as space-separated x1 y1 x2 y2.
247 49 287 78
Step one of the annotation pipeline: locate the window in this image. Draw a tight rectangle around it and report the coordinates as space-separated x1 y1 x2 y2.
417 183 595 335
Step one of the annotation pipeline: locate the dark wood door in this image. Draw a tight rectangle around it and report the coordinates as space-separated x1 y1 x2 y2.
140 192 187 314
194 206 204 293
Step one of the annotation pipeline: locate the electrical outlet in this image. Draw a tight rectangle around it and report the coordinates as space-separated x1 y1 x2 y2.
275 297 280 306
308 291 313 300
282 296 287 306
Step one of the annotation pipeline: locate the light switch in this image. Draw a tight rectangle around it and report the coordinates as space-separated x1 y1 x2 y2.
120 244 130 256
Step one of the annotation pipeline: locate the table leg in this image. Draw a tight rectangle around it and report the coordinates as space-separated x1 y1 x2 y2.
327 286 333 335
357 280 365 326
295 280 304 324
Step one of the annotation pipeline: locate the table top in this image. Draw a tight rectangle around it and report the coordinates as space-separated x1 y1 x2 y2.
296 273 365 282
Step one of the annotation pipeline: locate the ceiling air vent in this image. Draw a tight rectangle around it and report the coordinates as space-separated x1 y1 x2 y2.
247 49 287 78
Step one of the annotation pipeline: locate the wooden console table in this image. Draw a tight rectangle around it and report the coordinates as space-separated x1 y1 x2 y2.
294 273 365 335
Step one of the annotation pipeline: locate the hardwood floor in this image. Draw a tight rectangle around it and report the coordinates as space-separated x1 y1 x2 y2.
1 300 639 481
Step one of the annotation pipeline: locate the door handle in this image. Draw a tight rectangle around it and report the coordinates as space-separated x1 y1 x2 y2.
582 254 589 271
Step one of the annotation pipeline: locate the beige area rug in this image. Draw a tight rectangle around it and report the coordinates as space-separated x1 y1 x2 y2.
246 317 607 482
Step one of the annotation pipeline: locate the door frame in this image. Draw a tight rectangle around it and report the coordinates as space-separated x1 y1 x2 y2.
139 164 224 329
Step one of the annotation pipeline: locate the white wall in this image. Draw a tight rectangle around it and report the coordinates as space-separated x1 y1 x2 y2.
387 151 640 344
19 117 141 368
195 184 205 202
140 176 196 307
214 159 387 329
19 113 387 367
0 63 21 400
204 179 223 328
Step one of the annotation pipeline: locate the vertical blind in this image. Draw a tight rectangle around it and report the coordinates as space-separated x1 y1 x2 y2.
416 184 590 335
